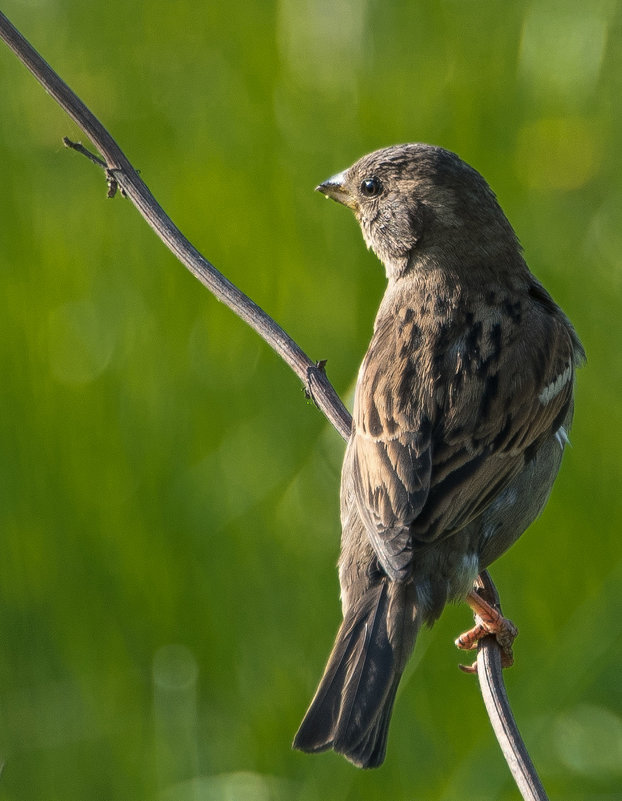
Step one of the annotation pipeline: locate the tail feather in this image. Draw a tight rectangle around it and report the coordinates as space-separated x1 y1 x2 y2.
342 677 400 768
293 580 419 768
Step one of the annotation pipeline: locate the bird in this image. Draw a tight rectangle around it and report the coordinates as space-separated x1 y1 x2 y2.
293 144 585 769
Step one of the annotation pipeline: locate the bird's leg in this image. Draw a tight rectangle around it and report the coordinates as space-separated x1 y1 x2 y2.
456 588 518 674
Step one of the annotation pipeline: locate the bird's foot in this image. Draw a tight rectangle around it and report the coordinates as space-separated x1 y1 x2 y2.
456 588 518 674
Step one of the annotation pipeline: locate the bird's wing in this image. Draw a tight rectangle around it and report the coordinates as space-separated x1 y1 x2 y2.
346 307 435 580
347 427 432 581
414 312 577 542
349 285 582 581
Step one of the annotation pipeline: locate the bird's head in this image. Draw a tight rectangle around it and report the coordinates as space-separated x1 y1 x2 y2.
317 144 521 280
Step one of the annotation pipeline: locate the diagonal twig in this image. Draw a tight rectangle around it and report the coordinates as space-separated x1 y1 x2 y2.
0 12 349 443
0 11 548 800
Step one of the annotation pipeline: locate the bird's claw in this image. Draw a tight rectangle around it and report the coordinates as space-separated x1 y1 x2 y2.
455 588 518 671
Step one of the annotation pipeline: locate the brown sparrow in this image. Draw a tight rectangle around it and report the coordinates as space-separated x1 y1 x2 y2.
293 144 585 768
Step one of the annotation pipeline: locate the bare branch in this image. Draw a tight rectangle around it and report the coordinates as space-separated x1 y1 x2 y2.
475 571 549 801
0 11 351 442
0 11 548 799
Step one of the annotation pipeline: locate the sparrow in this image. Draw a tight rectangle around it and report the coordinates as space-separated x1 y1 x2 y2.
293 144 585 768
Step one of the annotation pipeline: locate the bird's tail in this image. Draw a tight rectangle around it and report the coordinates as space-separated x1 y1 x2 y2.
293 578 419 768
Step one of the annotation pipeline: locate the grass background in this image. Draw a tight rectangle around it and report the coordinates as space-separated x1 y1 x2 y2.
1 1 621 799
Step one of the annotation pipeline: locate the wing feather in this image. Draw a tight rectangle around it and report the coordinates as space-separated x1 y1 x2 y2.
348 281 582 579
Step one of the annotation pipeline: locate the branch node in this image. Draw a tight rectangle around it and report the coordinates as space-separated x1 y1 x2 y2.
63 137 123 197
304 359 328 403
106 168 121 198
63 136 106 167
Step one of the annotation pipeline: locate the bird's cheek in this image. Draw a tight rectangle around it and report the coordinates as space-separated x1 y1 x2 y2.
360 220 376 252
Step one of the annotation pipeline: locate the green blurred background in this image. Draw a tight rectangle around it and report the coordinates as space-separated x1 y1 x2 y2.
1 1 620 799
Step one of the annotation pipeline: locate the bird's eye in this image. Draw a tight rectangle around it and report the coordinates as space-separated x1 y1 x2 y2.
360 177 382 197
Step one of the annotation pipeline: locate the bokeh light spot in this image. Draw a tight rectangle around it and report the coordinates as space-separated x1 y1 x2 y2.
153 644 199 691
552 703 622 777
48 299 116 384
519 2 613 104
515 117 602 191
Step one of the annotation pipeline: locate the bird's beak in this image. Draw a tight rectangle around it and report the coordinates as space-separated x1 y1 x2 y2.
316 170 356 209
